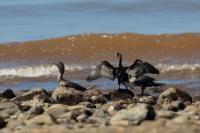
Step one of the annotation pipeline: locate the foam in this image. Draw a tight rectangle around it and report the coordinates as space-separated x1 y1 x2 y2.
0 64 87 78
156 63 200 72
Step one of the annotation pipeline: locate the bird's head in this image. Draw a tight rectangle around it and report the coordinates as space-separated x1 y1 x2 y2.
53 61 65 74
115 52 122 59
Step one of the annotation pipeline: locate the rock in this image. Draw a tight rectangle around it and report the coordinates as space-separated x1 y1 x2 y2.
0 117 6 129
90 95 107 104
58 110 81 124
6 120 24 129
100 101 125 115
1 89 16 99
79 102 96 108
85 88 102 97
110 103 155 125
52 87 88 105
162 101 185 111
172 115 190 123
107 89 134 100
25 113 58 126
156 110 177 119
157 87 192 104
27 106 44 118
87 116 109 127
0 102 21 119
12 88 48 102
139 96 156 105
93 110 110 118
76 114 88 122
45 104 69 118
192 95 200 102
184 105 200 115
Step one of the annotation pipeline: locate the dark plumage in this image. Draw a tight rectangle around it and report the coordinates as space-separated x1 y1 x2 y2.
87 53 160 91
87 61 117 82
126 75 165 95
53 62 87 91
126 59 159 78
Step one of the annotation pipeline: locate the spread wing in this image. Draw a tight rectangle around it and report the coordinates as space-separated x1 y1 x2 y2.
133 75 156 85
87 61 117 82
126 59 159 78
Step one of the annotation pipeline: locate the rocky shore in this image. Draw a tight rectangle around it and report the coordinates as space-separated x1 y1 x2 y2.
0 86 200 133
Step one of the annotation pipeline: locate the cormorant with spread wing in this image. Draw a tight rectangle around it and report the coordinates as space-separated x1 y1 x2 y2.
53 62 87 91
87 53 160 92
125 75 165 95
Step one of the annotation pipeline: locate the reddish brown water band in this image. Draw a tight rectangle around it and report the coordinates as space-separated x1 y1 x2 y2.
0 33 200 65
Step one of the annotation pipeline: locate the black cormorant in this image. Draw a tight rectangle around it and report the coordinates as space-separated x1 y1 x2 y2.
125 75 165 95
53 62 87 91
87 53 160 91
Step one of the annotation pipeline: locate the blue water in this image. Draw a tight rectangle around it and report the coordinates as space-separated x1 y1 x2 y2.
0 0 200 43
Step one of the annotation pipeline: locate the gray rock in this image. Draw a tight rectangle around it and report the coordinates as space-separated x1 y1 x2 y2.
6 120 24 129
1 89 16 99
156 110 177 119
100 101 125 115
12 88 48 102
184 105 200 115
162 101 185 112
192 95 200 102
27 106 44 118
172 115 190 123
77 114 88 122
45 104 69 118
58 110 81 124
52 87 88 105
107 90 134 100
93 110 110 118
90 95 107 104
0 102 21 119
157 87 192 104
139 96 156 105
85 88 102 97
86 116 109 127
110 103 155 125
25 113 58 126
79 102 96 108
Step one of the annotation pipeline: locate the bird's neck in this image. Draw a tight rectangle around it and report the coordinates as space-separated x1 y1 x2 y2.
57 73 64 82
118 55 123 68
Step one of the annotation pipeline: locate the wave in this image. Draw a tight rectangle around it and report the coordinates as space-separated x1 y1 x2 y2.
0 64 88 78
157 63 200 73
0 63 200 79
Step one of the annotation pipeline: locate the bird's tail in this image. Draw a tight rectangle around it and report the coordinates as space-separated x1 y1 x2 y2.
154 82 166 87
123 82 135 90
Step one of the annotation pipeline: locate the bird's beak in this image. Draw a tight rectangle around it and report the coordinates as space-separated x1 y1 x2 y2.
52 62 57 66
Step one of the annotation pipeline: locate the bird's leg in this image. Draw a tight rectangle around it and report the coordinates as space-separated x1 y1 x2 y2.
117 78 122 91
125 84 129 90
141 86 145 96
118 84 121 90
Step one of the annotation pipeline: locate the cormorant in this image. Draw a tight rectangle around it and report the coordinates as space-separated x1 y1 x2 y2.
87 53 160 91
53 62 87 92
125 75 165 95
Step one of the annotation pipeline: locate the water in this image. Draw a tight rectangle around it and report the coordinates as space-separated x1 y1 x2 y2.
0 1 200 96
0 0 200 43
